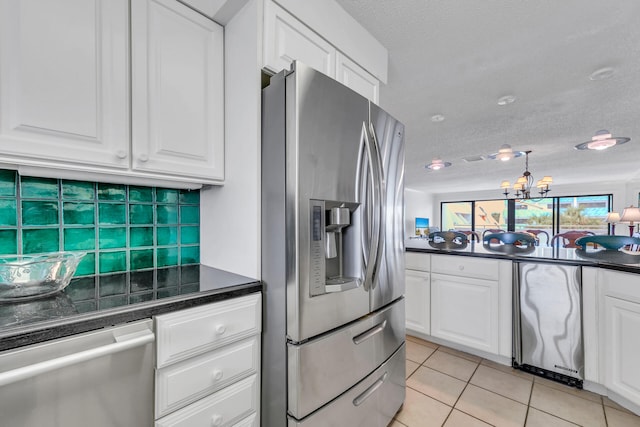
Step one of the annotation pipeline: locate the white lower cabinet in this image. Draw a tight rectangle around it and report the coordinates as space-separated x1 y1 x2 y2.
603 296 640 403
405 253 512 359
598 269 640 410
404 253 431 336
154 293 261 426
405 269 430 336
431 273 499 354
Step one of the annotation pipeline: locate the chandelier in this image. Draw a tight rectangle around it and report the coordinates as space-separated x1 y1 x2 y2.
499 151 552 199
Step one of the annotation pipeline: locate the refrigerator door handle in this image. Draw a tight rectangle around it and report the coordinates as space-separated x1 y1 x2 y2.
352 372 388 406
368 122 386 290
360 121 382 292
352 320 387 345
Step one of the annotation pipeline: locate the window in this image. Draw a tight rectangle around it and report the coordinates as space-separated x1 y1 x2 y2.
558 195 610 235
475 200 508 234
441 201 472 232
441 194 612 239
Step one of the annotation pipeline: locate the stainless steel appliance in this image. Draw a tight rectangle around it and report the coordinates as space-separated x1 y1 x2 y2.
0 319 154 426
262 61 406 426
513 262 584 388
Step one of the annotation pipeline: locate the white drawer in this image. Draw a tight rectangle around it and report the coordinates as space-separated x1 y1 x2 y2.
405 252 430 272
233 413 258 427
600 269 640 302
156 293 261 367
156 336 260 418
431 254 500 281
155 374 258 427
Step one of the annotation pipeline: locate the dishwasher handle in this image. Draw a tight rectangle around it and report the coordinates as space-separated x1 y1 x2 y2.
0 329 155 387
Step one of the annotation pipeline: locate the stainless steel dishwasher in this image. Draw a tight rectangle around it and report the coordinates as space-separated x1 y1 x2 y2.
513 262 584 388
0 319 155 426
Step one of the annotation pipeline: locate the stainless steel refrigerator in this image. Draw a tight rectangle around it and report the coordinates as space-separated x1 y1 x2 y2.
262 61 406 426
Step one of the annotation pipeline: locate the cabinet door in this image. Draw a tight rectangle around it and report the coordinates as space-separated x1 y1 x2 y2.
0 0 129 168
405 269 430 335
603 296 640 404
131 0 224 182
431 273 499 354
263 0 335 77
336 52 379 103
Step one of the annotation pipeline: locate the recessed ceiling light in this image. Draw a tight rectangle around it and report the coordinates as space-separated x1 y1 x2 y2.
497 95 516 106
589 67 615 81
431 114 445 122
486 144 525 160
426 158 451 170
575 129 630 150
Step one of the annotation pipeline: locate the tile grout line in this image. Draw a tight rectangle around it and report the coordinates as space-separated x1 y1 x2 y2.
443 361 496 427
522 373 534 427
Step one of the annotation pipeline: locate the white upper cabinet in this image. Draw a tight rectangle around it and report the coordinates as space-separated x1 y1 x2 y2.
336 52 379 104
0 0 129 169
0 0 224 187
262 0 384 103
177 0 227 19
132 0 224 182
263 0 335 78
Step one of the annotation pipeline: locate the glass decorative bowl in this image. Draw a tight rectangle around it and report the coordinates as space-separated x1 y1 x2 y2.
0 252 86 302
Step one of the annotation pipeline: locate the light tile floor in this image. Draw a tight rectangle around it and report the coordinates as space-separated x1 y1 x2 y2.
391 336 640 427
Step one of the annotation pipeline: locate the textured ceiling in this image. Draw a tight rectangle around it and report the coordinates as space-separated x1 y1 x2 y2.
334 0 640 195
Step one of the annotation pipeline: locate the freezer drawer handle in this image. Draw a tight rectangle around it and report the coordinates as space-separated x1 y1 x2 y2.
0 329 155 387
352 320 387 345
352 372 388 406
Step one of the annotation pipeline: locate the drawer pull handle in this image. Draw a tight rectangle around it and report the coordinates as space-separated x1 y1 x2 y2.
211 414 223 426
353 320 387 345
212 369 224 381
353 372 388 406
116 150 127 159
215 324 226 335
138 153 149 162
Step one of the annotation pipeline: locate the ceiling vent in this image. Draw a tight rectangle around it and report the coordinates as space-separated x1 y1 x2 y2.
462 155 485 163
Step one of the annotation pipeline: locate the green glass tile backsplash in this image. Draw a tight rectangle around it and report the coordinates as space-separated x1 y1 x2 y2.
0 170 200 276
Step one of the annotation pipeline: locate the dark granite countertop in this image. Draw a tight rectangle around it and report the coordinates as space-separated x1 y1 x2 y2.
406 238 640 274
0 265 261 351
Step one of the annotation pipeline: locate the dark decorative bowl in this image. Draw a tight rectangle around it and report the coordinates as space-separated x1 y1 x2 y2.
575 235 640 251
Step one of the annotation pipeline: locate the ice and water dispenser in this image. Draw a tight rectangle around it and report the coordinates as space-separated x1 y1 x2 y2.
309 199 362 296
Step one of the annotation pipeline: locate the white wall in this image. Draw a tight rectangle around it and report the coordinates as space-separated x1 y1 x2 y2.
404 188 434 237
200 0 262 278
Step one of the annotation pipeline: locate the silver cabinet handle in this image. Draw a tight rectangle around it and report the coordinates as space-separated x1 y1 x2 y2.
0 329 154 387
353 372 388 406
352 320 387 345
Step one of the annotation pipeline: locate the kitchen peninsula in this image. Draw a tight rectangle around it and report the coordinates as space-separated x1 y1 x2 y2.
405 239 640 416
